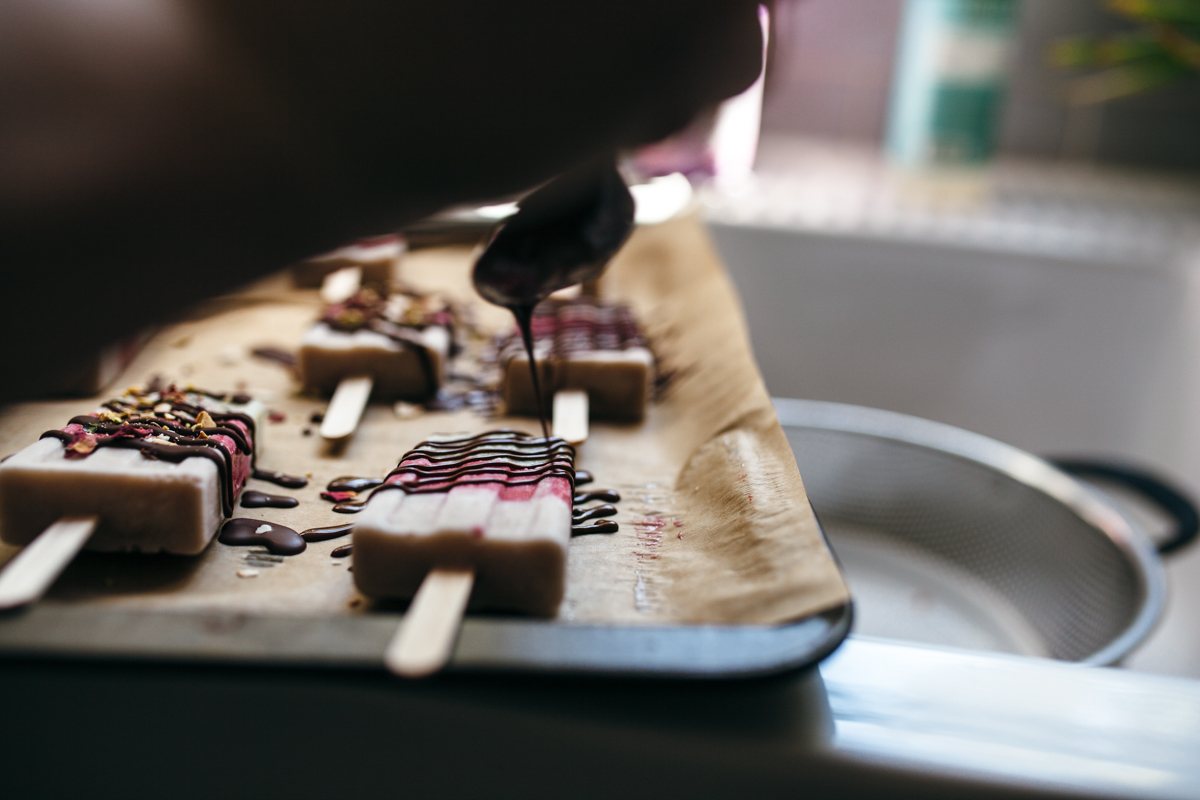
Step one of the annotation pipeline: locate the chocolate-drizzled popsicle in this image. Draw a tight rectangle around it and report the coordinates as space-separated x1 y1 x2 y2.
500 297 654 437
354 430 575 676
0 386 264 608
298 288 453 440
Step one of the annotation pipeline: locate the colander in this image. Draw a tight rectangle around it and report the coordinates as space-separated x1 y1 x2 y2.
776 398 1198 665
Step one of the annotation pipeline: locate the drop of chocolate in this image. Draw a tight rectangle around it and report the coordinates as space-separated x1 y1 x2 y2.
240 491 299 509
572 519 619 535
574 469 594 485
331 544 353 558
219 518 306 555
300 523 354 542
574 489 620 504
326 476 383 493
333 501 366 514
573 504 617 522
252 468 308 489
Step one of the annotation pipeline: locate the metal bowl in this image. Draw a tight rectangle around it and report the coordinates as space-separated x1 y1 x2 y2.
775 398 1167 665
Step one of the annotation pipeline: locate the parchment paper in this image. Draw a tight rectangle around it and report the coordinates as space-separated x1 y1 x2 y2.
0 216 848 626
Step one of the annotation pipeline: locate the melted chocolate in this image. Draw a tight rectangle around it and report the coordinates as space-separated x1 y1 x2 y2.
574 469 594 485
574 489 620 504
573 504 617 522
514 305 551 438
375 430 574 496
41 393 257 518
253 468 308 489
573 520 619 535
326 476 383 493
333 501 367 513
241 491 299 509
300 523 353 542
331 544 353 558
472 159 634 438
219 518 306 555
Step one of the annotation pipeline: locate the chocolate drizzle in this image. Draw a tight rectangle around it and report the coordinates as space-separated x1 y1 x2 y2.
219 518 306 555
39 388 257 517
326 476 383 493
300 523 353 542
375 430 574 496
253 468 308 489
241 491 299 509
572 519 619 535
574 489 620 504
573 504 617 522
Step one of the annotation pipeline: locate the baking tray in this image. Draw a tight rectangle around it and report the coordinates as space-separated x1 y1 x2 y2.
0 218 852 678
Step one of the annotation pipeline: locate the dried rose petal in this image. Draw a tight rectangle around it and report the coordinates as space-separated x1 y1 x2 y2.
321 490 357 503
65 433 99 458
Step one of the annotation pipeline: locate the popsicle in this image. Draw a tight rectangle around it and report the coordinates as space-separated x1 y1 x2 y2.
499 298 654 431
292 234 405 289
297 288 453 440
0 386 264 607
352 430 575 675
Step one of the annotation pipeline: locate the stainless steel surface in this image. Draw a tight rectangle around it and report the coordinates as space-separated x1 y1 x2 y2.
776 398 1165 664
6 635 1200 798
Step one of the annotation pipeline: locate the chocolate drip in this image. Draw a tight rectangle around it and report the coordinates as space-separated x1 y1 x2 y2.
326 476 383 493
41 430 241 517
241 491 299 509
375 430 574 496
572 520 619 535
333 501 366 513
253 468 308 489
251 347 297 368
365 319 440 399
574 469 594 485
300 523 353 542
573 504 617 522
514 305 550 438
219 518 306 555
574 489 620 504
331 544 353 558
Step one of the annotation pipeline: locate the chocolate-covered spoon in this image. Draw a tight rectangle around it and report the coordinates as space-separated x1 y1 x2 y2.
472 157 635 435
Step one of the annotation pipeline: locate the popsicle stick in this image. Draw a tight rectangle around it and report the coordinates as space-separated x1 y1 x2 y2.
0 516 97 610
320 265 362 304
321 375 373 440
385 568 475 678
552 389 589 444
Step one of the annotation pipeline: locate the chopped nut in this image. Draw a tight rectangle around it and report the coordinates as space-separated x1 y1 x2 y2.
194 410 216 429
153 403 172 413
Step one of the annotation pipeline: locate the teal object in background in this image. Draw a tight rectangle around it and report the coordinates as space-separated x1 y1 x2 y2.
888 0 1021 167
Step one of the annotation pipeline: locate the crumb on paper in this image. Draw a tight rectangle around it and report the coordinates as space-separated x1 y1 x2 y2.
268 410 286 423
237 568 260 579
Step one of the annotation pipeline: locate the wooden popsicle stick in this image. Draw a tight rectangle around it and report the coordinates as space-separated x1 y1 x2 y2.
320 375 373 440
0 516 98 610
384 568 475 678
552 389 589 445
320 265 362 304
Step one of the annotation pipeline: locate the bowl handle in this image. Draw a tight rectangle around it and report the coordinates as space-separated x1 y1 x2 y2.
1050 459 1199 556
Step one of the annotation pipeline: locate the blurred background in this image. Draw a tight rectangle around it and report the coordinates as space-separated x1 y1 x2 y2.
668 0 1200 678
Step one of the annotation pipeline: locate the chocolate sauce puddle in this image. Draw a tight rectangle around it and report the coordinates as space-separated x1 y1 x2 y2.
572 519 619 535
573 504 617 522
326 476 383 493
300 523 353 542
574 489 620 504
333 501 367 513
219 518 306 555
241 491 298 509
253 468 308 489
331 544 353 558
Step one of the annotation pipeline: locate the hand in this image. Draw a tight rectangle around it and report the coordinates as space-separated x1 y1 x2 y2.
0 0 763 398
